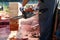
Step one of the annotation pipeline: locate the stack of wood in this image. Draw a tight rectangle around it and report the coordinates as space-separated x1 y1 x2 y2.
10 19 18 31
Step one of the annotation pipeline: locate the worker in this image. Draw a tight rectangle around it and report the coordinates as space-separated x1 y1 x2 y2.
21 0 57 40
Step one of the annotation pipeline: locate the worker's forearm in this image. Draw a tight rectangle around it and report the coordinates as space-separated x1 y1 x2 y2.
22 0 29 6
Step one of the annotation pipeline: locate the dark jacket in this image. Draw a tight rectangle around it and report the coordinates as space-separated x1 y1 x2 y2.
39 0 57 40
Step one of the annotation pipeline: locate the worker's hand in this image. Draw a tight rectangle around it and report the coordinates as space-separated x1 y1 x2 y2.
20 7 24 12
